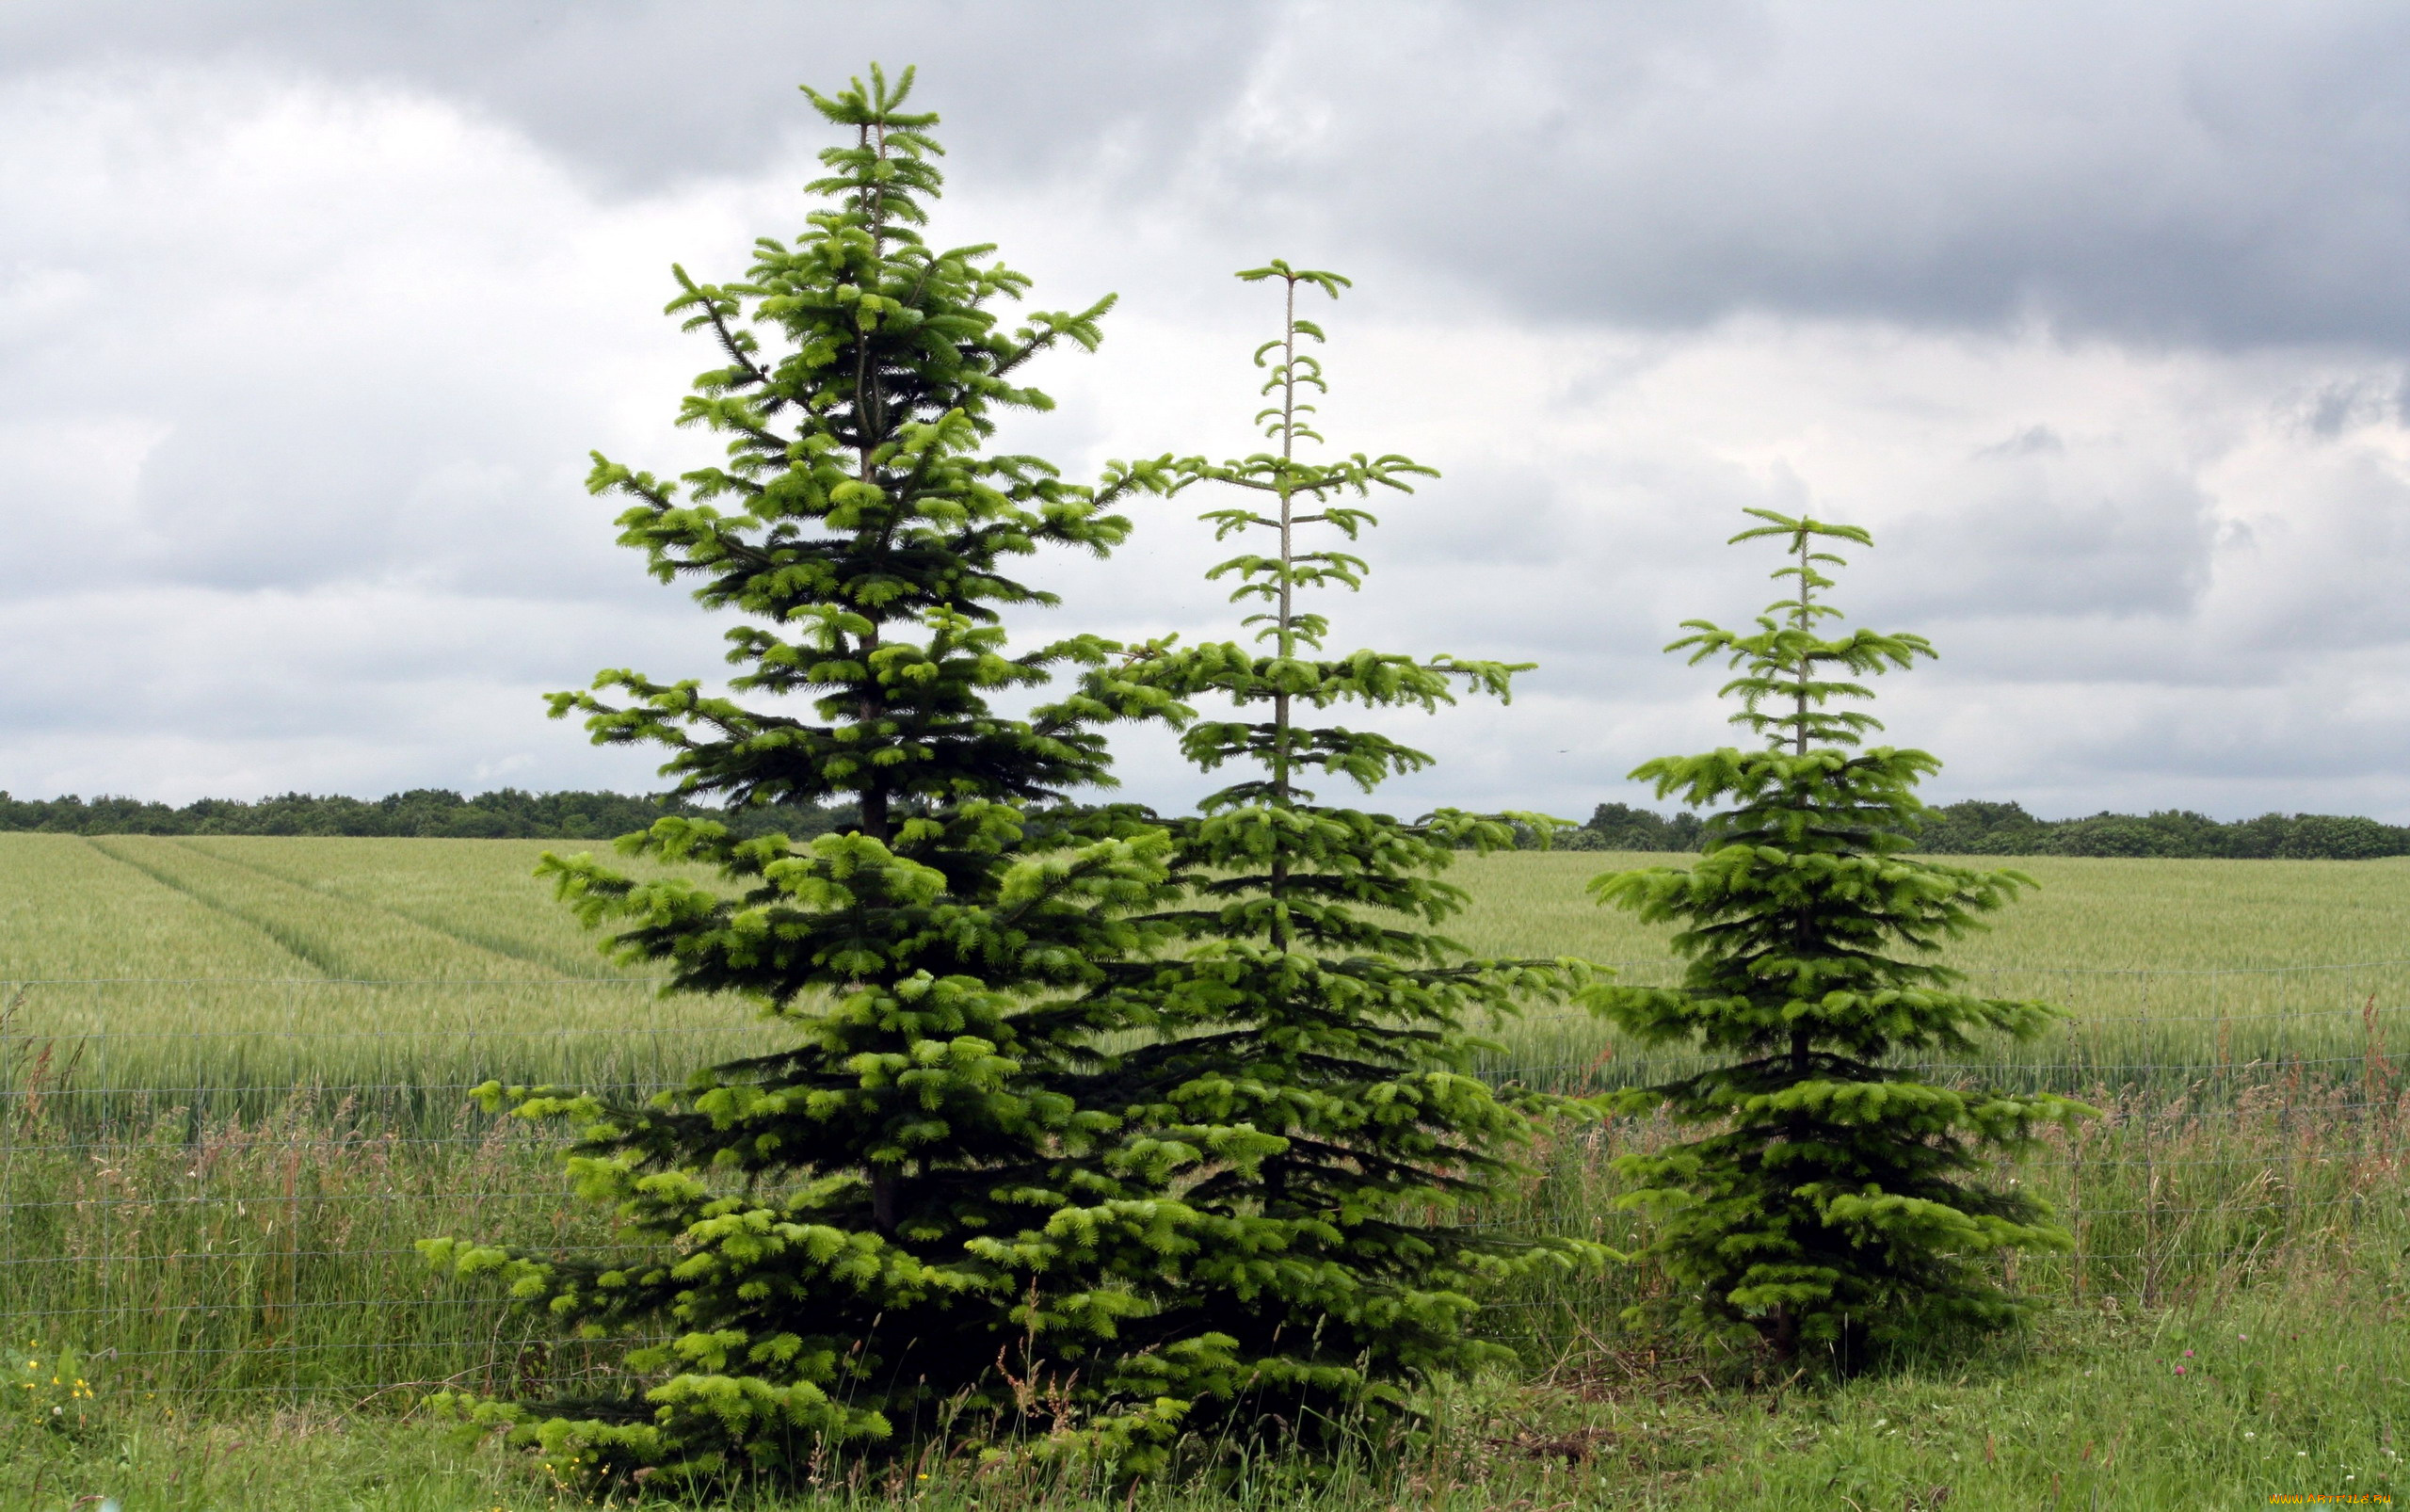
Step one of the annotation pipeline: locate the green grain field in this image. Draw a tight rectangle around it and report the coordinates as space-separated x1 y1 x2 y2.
15 835 2409 986
6 834 2405 1112
0 833 759 1119
4 834 2407 1509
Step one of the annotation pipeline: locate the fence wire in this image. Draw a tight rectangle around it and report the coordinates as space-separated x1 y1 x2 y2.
2 970 2407 1407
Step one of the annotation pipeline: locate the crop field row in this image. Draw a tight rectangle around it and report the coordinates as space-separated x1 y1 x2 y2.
3 835 2408 1117
15 835 2410 982
0 833 636 983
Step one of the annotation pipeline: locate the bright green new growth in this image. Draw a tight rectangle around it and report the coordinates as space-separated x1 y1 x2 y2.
418 66 1202 1488
1094 264 1609 1439
1586 508 2084 1369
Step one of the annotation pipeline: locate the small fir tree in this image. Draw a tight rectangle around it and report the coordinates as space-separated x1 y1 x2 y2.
1099 264 1606 1439
1586 509 2083 1369
420 66 1202 1486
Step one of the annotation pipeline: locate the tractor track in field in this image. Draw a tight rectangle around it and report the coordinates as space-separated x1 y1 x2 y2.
81 835 345 978
165 838 592 980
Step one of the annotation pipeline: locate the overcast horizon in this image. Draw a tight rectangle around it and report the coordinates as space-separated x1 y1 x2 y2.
8 2 2410 822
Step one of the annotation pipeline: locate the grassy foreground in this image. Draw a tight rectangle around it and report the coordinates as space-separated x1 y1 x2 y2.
5 1279 2404 1509
2 1070 2402 1508
3 835 2408 1506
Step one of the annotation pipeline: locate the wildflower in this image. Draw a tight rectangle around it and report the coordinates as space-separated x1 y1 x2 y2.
2174 1366 2186 1375
2182 1350 2193 1358
2245 1433 2257 1440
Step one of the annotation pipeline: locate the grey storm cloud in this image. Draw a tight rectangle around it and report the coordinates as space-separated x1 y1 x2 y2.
0 2 1275 194
14 1 2410 346
4 0 2410 819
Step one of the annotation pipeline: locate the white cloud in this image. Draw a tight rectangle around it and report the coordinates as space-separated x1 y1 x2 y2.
1142 0 2410 346
0 66 767 797
4 21 2410 823
1033 309 2410 819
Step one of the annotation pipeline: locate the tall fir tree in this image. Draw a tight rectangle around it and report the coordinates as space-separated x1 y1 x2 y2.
420 66 1206 1488
1585 509 2083 1369
1095 263 1606 1440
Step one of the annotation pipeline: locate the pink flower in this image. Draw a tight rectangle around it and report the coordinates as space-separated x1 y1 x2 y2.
2183 1350 2194 1358
2175 1365 2187 1375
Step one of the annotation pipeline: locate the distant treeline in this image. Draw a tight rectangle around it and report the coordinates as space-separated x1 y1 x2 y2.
1570 799 2410 860
0 788 859 842
5 788 2402 860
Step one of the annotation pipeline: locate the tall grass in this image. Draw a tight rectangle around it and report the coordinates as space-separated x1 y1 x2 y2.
0 980 782 1134
0 1087 629 1405
1479 1070 2410 1350
4 1064 2402 1409
4 832 2409 1494
2 1072 2405 1511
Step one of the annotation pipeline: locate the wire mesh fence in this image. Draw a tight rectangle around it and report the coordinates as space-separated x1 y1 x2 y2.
2 967 2405 1407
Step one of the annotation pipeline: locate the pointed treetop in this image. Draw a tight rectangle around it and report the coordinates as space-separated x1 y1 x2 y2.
1236 260 1352 299
1728 506 1874 552
801 62 941 135
800 63 944 233
1733 507 1874 625
1657 507 1935 753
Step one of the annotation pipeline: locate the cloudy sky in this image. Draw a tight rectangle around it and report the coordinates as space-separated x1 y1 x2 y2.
7 0 2410 821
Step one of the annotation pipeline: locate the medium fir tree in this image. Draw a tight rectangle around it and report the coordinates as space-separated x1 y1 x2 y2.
1095 264 1606 1439
1586 509 2083 1369
420 66 1206 1487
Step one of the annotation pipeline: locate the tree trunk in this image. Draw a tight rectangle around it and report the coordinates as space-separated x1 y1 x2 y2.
870 1165 903 1237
